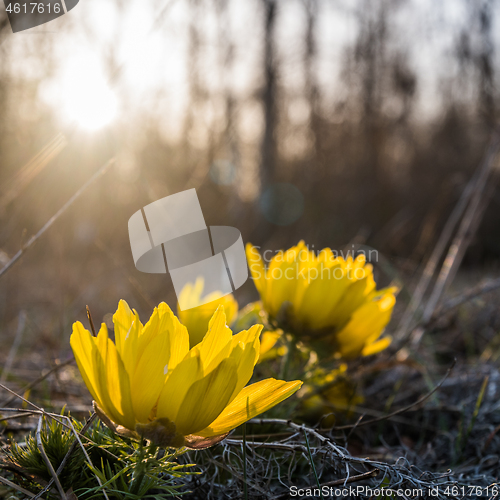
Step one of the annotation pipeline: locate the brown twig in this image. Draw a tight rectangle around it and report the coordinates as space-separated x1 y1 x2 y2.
225 438 326 455
0 411 38 422
247 419 348 459
321 468 379 486
86 306 97 337
0 358 74 408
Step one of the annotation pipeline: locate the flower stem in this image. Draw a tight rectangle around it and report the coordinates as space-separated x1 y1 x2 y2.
280 334 296 380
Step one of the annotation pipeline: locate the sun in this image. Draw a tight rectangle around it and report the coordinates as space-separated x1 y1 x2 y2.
59 53 118 131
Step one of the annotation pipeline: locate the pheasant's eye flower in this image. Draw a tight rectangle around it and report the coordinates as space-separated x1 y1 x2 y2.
70 300 302 449
177 279 238 348
246 242 396 359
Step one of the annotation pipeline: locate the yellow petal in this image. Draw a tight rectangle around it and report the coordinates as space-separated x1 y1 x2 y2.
175 357 238 435
245 244 267 296
259 330 282 357
290 248 320 314
295 261 350 330
195 305 233 372
70 322 99 403
91 324 135 430
113 300 142 376
137 306 162 355
178 292 238 348
228 324 262 400
327 268 376 328
156 354 203 423
197 378 302 437
177 278 205 310
130 333 171 423
361 336 392 356
154 302 190 372
336 292 395 358
266 246 302 318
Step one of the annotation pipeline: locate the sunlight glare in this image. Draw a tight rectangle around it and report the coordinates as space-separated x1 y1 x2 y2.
60 54 118 131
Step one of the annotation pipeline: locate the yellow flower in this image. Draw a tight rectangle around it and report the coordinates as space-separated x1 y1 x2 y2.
70 300 302 449
246 242 396 359
177 279 238 348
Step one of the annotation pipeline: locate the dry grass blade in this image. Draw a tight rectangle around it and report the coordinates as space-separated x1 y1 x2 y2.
240 416 463 493
0 158 115 281
0 310 26 385
0 411 38 422
32 413 98 500
0 474 40 498
396 129 500 346
36 415 67 499
421 145 500 327
225 438 318 455
0 384 111 500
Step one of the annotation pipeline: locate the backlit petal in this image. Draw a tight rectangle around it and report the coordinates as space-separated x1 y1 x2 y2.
70 322 99 403
245 244 267 296
175 357 238 435
198 378 302 437
131 333 171 423
228 324 262 400
155 302 190 372
91 324 135 430
178 290 239 348
336 292 395 358
113 300 142 376
361 337 392 356
196 306 233 373
156 354 203 423
259 330 282 357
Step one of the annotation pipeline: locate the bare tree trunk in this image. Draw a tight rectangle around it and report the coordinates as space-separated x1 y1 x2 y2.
304 0 321 172
353 0 389 225
183 0 203 160
477 0 496 131
215 0 241 212
260 0 278 189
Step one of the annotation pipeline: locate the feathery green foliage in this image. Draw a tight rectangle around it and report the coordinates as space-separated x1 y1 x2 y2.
5 414 197 499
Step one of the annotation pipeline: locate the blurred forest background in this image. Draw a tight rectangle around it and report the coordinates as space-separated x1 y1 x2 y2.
0 0 499 362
